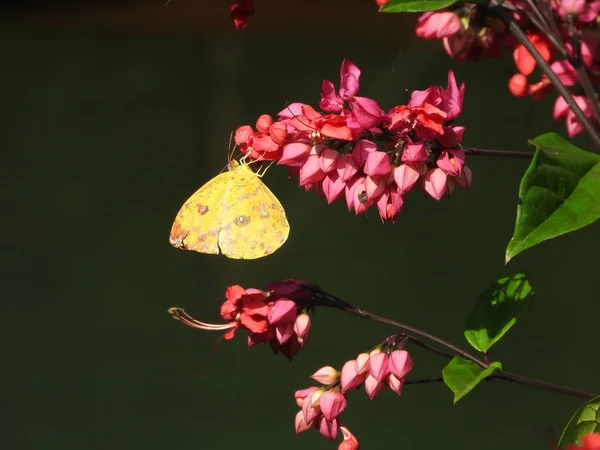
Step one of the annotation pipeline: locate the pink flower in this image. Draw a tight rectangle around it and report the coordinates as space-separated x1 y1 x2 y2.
416 11 461 39
408 70 465 121
388 103 447 137
368 351 390 381
436 149 465 177
364 151 392 177
310 366 341 385
289 105 353 141
322 172 346 204
294 313 311 344
553 95 593 137
340 359 368 392
389 350 413 379
555 0 600 22
338 426 360 450
394 164 421 193
376 186 404 222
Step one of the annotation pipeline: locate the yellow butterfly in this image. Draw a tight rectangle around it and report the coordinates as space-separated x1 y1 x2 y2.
169 158 290 259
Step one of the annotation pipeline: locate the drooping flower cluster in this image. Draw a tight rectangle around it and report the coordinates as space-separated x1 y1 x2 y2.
234 60 470 222
168 279 312 360
405 0 600 137
567 433 600 450
294 338 414 450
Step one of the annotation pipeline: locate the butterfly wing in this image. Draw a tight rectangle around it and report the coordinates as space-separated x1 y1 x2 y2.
169 171 236 255
169 163 290 259
217 164 290 259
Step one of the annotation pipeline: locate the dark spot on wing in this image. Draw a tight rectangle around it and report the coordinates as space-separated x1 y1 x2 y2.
197 204 209 215
233 215 251 226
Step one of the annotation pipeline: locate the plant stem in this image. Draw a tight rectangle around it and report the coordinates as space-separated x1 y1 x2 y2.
319 292 598 401
462 147 534 158
488 2 600 150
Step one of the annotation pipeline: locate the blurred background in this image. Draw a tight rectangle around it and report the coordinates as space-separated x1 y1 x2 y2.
2 1 599 449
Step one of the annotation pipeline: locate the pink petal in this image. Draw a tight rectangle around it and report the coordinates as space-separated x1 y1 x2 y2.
322 172 346 204
386 373 405 395
295 410 312 435
318 148 339 173
423 168 448 200
310 366 340 385
364 151 392 177
320 79 344 113
319 390 347 421
550 60 579 86
355 352 370 374
369 352 390 381
401 142 429 163
340 59 361 99
277 102 306 120
393 164 421 193
295 386 319 406
340 360 367 392
294 313 311 341
365 175 386 201
275 321 295 344
336 154 359 182
389 350 414 379
456 165 472 189
352 139 377 165
364 374 385 399
316 416 339 441
268 299 297 324
350 96 384 129
299 155 326 186
279 142 312 166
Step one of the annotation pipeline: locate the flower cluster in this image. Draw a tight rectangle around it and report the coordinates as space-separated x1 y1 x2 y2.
294 340 414 449
234 60 470 222
230 0 255 29
567 433 600 450
407 0 600 137
168 279 312 360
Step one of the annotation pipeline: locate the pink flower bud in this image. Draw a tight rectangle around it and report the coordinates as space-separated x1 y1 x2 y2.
364 151 392 177
376 187 403 222
234 125 254 145
365 176 386 201
393 164 420 193
456 166 472 189
340 360 367 392
337 154 359 182
316 416 339 441
319 389 347 421
295 410 312 435
294 313 311 342
355 352 370 374
299 155 326 186
295 386 319 407
402 142 429 163
436 149 465 177
369 351 390 381
302 389 322 423
256 114 274 134
275 321 295 344
423 168 448 200
389 350 413 379
352 139 377 165
318 148 339 173
386 373 405 395
269 121 288 145
310 366 340 385
364 374 385 399
322 172 345 204
339 426 360 450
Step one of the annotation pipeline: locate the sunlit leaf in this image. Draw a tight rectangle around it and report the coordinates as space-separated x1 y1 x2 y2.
380 0 457 13
464 274 534 353
558 396 600 447
442 358 502 403
506 133 600 263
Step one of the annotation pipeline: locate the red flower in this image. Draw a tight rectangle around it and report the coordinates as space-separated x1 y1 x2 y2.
230 0 255 30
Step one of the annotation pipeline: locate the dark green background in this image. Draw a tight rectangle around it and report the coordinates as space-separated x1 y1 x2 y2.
2 4 599 449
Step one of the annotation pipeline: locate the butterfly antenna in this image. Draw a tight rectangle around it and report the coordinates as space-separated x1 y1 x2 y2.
285 104 318 132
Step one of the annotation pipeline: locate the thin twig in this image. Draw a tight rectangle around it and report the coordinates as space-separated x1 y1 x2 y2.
462 147 534 158
489 2 600 150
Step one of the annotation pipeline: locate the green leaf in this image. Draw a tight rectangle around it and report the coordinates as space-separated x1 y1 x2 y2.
558 396 600 447
506 133 600 263
464 273 534 353
442 358 502 403
380 0 457 13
